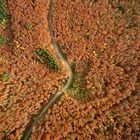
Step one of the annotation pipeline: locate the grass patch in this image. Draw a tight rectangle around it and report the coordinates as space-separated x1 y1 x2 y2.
24 22 33 30
35 48 59 71
1 73 9 82
68 72 88 102
68 59 92 102
118 6 126 14
0 34 7 45
0 0 9 26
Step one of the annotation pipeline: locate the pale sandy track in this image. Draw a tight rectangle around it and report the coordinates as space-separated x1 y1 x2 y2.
21 0 73 139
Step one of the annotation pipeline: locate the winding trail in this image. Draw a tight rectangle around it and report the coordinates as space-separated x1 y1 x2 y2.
21 0 73 139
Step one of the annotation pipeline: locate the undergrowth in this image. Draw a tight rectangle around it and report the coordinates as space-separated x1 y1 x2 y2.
0 33 7 45
68 60 89 102
0 0 8 46
0 73 9 82
0 0 9 26
68 73 89 102
24 22 33 30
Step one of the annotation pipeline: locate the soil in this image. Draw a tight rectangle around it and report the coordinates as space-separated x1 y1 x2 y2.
0 0 140 139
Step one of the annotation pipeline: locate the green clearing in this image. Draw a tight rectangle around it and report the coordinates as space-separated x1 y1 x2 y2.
35 48 60 71
0 0 9 26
